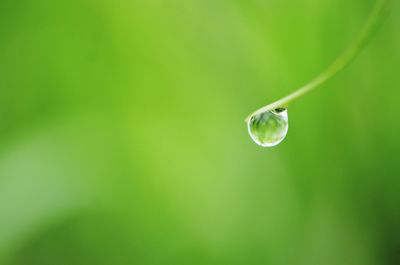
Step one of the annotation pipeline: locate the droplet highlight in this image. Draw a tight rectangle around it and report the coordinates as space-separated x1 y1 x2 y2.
247 108 288 147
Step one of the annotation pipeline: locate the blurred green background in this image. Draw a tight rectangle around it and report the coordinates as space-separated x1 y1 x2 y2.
1 0 399 264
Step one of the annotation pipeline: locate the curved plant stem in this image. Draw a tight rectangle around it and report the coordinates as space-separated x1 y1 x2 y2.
245 0 393 122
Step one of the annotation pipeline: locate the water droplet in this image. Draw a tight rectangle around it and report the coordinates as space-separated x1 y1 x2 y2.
247 108 288 147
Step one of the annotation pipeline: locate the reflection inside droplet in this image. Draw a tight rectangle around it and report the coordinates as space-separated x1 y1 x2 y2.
247 108 289 147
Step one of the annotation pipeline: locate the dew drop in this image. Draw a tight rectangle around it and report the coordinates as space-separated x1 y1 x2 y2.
247 108 289 147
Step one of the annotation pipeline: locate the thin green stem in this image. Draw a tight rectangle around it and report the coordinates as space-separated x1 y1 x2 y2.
246 0 392 122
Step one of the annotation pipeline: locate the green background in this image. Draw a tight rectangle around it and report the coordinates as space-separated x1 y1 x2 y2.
1 0 399 264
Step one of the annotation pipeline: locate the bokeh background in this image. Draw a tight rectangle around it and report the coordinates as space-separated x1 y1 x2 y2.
1 0 399 264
